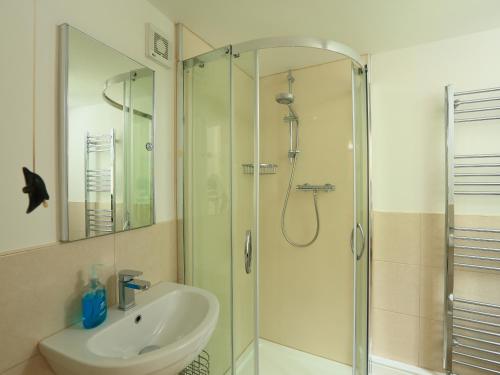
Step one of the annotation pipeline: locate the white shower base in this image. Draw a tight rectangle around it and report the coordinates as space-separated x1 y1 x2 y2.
234 339 443 375
235 339 351 375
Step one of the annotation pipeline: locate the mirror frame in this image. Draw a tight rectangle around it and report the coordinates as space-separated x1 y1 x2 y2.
58 23 156 241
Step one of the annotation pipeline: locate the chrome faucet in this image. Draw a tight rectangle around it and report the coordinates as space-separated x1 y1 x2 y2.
118 270 151 311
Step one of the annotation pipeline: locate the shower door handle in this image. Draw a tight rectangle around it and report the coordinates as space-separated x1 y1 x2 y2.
350 223 366 261
244 230 252 274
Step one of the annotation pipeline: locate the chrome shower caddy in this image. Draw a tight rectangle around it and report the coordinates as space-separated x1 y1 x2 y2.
444 84 500 375
180 350 209 375
242 163 278 175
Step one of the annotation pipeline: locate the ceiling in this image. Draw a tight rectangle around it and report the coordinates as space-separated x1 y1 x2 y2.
150 0 500 57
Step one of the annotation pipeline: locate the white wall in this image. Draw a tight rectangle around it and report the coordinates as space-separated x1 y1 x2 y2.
67 103 123 202
371 27 500 214
0 0 36 252
0 0 175 252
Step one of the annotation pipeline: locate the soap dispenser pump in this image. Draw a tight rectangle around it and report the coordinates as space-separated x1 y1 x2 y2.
81 264 107 329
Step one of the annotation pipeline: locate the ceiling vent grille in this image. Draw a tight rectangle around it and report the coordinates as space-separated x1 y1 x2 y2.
146 23 171 68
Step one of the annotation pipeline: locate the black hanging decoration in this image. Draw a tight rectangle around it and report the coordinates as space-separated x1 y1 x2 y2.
22 167 49 214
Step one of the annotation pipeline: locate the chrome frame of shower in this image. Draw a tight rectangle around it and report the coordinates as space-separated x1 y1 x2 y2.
366 55 374 375
176 23 185 285
176 31 371 375
253 48 261 375
102 68 153 120
231 36 364 66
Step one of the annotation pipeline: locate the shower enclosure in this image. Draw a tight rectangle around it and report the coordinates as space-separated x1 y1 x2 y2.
178 36 370 375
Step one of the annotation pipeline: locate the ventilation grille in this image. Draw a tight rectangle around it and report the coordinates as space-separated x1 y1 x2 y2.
146 23 170 68
153 32 169 60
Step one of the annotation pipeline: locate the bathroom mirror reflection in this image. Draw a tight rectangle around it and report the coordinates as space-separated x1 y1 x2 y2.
60 24 155 241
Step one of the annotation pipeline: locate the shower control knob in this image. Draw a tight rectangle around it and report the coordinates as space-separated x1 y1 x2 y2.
145 142 154 151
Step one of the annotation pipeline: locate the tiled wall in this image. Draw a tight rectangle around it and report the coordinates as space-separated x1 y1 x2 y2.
259 59 354 365
0 1 177 373
372 212 444 370
370 26 500 374
372 212 500 372
0 221 177 375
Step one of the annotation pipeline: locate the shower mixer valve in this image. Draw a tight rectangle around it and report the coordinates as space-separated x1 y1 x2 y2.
288 149 300 159
296 183 336 193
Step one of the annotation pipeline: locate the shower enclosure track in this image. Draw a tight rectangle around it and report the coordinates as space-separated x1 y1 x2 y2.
444 84 500 375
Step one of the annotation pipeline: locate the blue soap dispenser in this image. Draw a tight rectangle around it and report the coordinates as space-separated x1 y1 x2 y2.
82 264 107 329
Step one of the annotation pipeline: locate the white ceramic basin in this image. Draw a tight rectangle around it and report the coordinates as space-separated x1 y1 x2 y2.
40 282 219 375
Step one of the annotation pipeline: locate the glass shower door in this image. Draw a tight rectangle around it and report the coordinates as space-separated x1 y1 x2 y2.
184 48 233 375
183 46 259 375
352 63 370 375
128 69 154 229
232 49 259 375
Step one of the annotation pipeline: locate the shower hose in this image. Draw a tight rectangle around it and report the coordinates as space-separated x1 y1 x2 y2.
280 156 320 247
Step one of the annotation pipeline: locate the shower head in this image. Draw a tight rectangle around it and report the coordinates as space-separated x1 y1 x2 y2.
275 92 299 124
275 92 294 105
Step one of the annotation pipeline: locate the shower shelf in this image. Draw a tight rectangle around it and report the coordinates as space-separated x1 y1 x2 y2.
242 163 278 175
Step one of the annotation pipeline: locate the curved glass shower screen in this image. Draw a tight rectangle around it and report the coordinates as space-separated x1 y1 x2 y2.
180 38 370 375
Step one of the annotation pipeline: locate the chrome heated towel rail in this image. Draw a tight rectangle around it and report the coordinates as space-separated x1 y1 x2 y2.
444 85 500 375
84 130 116 237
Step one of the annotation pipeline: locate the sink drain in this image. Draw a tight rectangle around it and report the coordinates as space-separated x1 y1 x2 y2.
138 345 161 355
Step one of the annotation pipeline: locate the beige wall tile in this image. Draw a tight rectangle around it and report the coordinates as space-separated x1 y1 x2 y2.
0 236 115 373
0 220 177 373
259 59 354 365
452 363 491 375
421 213 445 268
420 266 444 321
1 355 54 375
455 269 500 305
373 212 421 265
372 261 420 316
419 318 443 371
371 309 420 366
154 221 178 283
115 221 178 286
455 214 500 229
372 211 500 371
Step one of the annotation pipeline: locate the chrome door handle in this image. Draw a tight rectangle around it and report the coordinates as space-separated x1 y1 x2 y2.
244 230 252 274
350 223 366 260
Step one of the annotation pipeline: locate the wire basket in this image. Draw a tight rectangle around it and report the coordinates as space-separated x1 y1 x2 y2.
242 163 278 175
180 350 210 375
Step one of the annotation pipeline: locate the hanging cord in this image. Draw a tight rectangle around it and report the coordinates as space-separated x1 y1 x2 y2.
21 0 49 213
32 0 37 170
280 156 320 247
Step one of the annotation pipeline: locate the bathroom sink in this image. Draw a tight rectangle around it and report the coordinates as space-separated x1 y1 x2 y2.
39 282 219 375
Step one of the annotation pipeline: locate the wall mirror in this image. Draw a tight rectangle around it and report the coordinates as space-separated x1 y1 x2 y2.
59 24 155 241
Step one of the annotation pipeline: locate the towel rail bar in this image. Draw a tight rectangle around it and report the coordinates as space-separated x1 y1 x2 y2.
452 360 500 374
444 84 500 375
454 262 500 271
455 87 500 96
